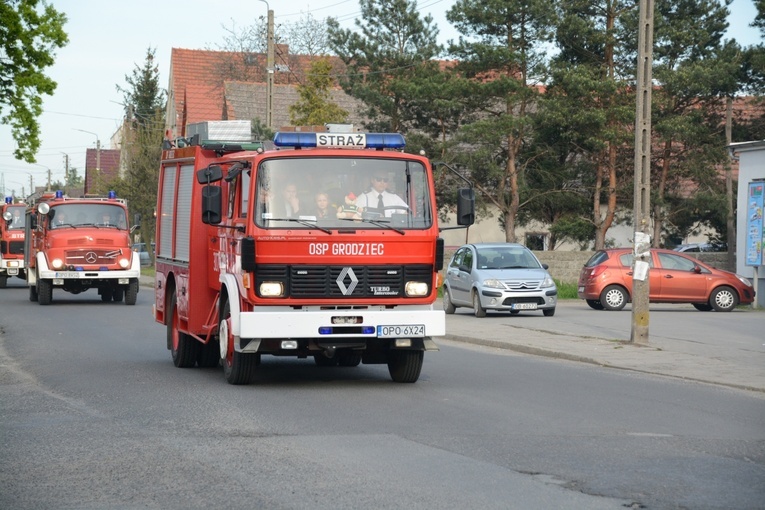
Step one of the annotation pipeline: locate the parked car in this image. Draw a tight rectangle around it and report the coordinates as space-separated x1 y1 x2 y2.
673 242 727 253
132 243 151 267
577 248 755 312
443 243 558 317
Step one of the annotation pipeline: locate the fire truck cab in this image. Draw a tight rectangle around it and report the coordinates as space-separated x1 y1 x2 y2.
1 197 27 288
154 122 474 385
24 191 141 305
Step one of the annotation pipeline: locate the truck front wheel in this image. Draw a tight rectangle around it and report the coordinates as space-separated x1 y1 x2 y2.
37 279 53 305
125 279 138 305
387 349 423 383
29 285 38 302
168 292 198 367
220 300 256 385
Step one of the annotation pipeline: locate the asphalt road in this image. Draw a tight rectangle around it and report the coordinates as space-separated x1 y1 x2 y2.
1 279 764 509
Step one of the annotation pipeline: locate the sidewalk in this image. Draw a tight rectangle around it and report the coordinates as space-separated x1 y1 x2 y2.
444 301 765 394
140 276 764 394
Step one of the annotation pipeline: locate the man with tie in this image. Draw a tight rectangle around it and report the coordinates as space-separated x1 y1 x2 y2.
355 173 408 217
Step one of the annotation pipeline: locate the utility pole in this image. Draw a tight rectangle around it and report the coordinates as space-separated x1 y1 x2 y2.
260 0 275 129
725 97 735 270
630 0 654 345
63 153 70 195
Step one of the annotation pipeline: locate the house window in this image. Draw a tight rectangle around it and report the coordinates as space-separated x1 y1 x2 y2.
526 233 548 251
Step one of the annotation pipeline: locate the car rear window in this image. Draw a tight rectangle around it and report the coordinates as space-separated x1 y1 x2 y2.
584 251 609 267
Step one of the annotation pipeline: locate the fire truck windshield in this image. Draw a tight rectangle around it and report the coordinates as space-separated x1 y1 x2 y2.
49 204 127 230
6 206 25 230
254 157 433 230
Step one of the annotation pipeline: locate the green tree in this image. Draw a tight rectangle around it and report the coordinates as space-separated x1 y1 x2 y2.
289 58 348 125
543 0 638 249
113 48 166 251
0 0 68 163
445 0 556 243
327 0 442 132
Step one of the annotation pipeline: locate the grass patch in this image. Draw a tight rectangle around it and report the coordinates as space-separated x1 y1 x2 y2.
555 279 579 300
141 266 155 278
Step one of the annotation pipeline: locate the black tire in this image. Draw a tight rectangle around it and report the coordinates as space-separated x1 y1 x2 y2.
543 308 556 317
197 341 220 368
337 351 362 367
710 286 738 312
168 292 198 368
600 285 628 311
443 288 456 314
586 299 604 310
387 350 424 383
472 290 487 318
220 300 256 384
125 279 138 305
112 287 124 302
314 354 338 367
692 303 713 312
101 291 112 302
37 279 52 306
29 285 38 302
0 274 7 288
510 310 520 315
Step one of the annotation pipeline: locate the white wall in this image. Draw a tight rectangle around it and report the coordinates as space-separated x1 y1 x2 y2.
732 141 765 307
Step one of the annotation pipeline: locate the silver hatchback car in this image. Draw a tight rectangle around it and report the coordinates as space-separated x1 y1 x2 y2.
443 243 557 317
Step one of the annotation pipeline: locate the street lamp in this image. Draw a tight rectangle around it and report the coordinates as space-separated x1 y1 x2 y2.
73 128 101 194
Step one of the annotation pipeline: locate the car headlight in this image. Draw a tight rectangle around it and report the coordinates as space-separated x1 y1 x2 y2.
260 282 285 297
51 258 64 269
736 275 752 287
483 279 504 289
119 258 129 268
541 275 555 288
405 281 429 297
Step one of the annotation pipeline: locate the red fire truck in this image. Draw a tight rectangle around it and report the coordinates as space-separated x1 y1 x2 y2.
24 191 141 305
154 122 474 384
1 196 27 288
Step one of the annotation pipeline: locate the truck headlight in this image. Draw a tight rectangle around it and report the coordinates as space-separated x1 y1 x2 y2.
405 281 428 297
260 282 284 297
51 258 64 269
119 258 129 268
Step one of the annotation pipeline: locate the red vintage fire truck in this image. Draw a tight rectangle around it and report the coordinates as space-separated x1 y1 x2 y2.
24 191 142 305
154 122 474 384
1 196 27 288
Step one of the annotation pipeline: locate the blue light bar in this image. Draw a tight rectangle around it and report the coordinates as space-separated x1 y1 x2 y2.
4 196 11 204
55 190 64 199
108 190 117 199
273 132 405 150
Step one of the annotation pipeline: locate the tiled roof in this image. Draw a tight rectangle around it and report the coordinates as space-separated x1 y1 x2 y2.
184 83 224 128
224 81 367 130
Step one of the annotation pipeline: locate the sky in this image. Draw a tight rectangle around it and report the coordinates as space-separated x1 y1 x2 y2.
0 0 762 198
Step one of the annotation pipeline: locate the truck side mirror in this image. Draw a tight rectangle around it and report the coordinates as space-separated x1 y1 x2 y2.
134 213 141 227
457 188 475 226
197 165 223 184
201 185 222 224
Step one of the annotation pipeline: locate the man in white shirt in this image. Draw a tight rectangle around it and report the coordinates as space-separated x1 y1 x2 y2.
355 173 408 217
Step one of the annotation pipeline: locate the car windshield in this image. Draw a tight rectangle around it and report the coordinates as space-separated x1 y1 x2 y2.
253 157 433 230
475 247 541 269
6 206 26 230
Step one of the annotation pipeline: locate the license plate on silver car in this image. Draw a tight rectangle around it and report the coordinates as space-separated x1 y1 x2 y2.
512 303 537 310
377 325 425 337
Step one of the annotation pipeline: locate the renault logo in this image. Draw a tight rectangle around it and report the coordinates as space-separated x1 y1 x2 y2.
336 267 358 296
85 252 98 263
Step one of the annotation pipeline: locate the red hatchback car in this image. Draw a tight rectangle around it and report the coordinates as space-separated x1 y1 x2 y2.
578 248 755 312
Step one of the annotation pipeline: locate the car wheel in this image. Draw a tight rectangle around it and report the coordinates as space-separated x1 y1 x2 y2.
168 292 199 368
710 286 738 312
37 278 53 306
543 308 555 317
472 290 486 318
337 351 362 367
600 285 627 311
387 350 423 383
443 288 456 314
586 299 604 310
692 303 713 312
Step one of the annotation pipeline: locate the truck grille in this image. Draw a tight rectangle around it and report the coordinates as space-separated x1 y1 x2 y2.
255 264 433 299
65 248 122 266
